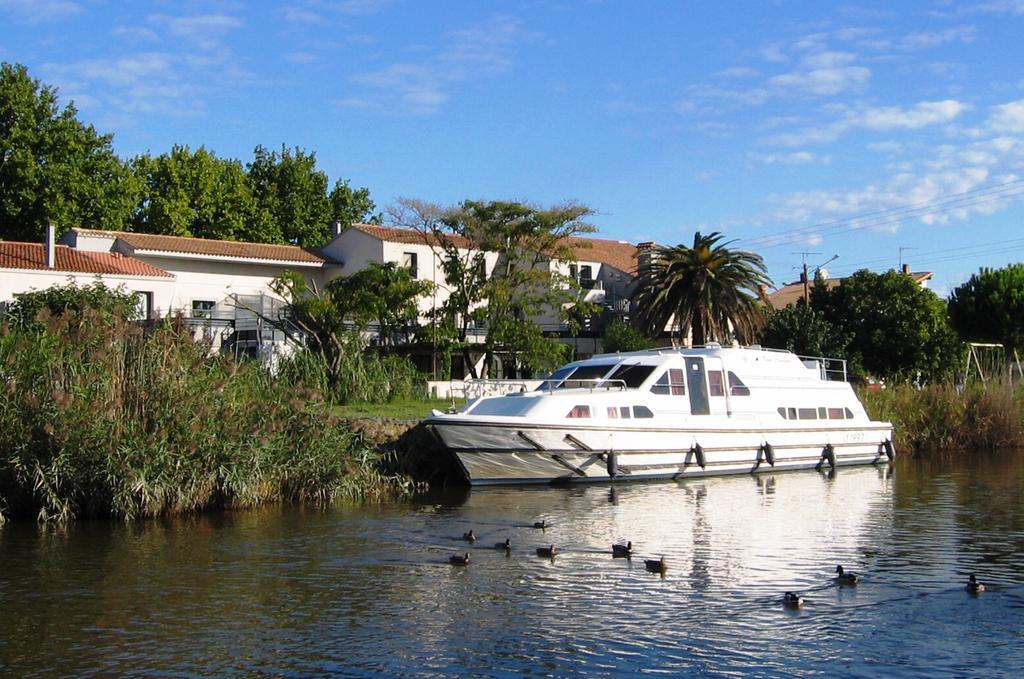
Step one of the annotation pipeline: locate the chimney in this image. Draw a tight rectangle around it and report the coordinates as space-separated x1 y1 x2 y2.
331 219 343 238
45 222 56 269
902 263 910 275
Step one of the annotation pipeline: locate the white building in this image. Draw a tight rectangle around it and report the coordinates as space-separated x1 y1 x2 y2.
1 223 641 374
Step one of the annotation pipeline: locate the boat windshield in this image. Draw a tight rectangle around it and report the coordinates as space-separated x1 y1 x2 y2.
603 363 656 389
536 363 617 390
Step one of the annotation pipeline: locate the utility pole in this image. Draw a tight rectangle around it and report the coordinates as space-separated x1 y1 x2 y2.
898 246 916 272
794 251 821 303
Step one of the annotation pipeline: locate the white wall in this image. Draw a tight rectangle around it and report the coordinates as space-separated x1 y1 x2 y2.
0 268 177 315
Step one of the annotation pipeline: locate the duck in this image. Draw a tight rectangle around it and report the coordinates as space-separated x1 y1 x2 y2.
834 565 859 585
533 519 549 529
449 552 470 566
644 557 668 573
612 541 633 558
462 530 477 543
536 545 557 558
966 573 985 594
783 592 805 609
495 538 511 551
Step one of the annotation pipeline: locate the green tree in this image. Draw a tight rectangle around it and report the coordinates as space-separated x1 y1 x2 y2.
631 232 771 345
601 317 655 353
271 264 432 381
248 145 331 246
0 62 138 241
3 280 139 330
758 301 850 357
814 269 963 382
329 262 433 347
394 198 596 378
329 178 379 230
948 264 1024 363
131 145 266 241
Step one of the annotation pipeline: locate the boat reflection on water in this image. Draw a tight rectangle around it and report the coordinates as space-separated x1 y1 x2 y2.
2 455 1022 677
439 465 895 597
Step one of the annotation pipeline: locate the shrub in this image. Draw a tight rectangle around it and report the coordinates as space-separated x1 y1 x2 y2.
0 308 410 523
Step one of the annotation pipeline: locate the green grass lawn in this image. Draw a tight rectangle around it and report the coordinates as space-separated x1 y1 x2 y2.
332 397 467 420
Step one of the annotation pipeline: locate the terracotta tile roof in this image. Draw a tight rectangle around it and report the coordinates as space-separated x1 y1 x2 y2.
564 236 639 274
350 224 639 272
0 242 173 277
349 223 475 249
71 228 329 264
768 272 933 309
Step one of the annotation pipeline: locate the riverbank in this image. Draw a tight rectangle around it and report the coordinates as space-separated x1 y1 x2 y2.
0 308 415 524
861 381 1024 455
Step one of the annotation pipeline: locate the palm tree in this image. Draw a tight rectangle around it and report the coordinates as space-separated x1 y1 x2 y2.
631 231 771 346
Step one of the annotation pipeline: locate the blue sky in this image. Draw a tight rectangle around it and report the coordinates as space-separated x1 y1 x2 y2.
3 0 1024 295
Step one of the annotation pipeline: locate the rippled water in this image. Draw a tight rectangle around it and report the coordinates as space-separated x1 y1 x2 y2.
2 452 1023 677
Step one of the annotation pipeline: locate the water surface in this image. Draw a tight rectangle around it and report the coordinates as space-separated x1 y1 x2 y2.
2 453 1022 677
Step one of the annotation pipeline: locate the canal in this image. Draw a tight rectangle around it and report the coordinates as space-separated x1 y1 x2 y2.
2 452 1022 677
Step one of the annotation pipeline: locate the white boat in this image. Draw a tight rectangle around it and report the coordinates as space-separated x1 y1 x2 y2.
424 344 895 485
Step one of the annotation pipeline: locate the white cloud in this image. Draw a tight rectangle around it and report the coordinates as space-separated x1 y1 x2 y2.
768 51 871 97
974 1 1024 14
899 25 975 50
343 15 536 114
751 151 831 165
148 13 243 51
0 0 81 23
858 100 967 130
284 51 318 64
765 100 967 146
714 66 760 79
112 25 160 42
988 100 1024 132
753 134 1024 242
282 6 322 23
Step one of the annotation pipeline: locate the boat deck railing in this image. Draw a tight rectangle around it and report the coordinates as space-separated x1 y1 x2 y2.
534 378 629 394
797 355 848 382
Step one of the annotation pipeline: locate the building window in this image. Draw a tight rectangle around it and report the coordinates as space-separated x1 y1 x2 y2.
191 300 215 318
403 251 418 278
134 291 153 320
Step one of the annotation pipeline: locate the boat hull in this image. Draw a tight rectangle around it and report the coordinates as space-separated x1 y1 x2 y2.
428 420 895 485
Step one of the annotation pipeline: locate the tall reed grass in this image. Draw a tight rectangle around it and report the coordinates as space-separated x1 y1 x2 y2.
275 340 425 404
861 381 1024 454
0 310 412 523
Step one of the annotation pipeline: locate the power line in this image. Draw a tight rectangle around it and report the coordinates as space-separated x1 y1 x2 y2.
824 236 1024 276
742 178 1024 250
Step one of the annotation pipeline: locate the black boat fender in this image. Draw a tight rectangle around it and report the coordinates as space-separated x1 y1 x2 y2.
822 443 836 469
882 439 896 462
690 443 706 469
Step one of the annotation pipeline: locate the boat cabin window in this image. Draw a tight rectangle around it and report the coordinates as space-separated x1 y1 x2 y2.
562 364 617 389
537 364 616 390
606 363 656 389
728 371 750 396
539 365 576 389
632 405 654 418
650 368 685 395
708 370 725 397
777 406 855 420
567 405 591 418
